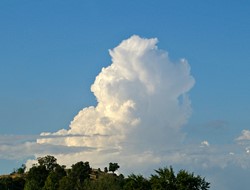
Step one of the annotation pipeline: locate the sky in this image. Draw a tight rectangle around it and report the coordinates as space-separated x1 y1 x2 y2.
0 1 250 189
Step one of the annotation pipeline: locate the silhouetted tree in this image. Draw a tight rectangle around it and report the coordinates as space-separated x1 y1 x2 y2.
0 177 14 190
176 170 210 190
38 155 58 172
109 162 120 173
104 167 108 173
0 155 210 190
84 173 124 190
24 165 48 190
43 165 66 190
12 164 26 174
124 174 151 190
58 176 75 190
150 166 210 190
71 161 91 183
150 166 176 190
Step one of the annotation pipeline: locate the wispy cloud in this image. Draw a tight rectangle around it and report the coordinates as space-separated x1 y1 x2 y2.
236 130 250 141
0 134 39 145
0 140 94 160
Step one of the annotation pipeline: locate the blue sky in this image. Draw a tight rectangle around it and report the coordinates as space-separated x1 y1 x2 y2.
1 1 250 189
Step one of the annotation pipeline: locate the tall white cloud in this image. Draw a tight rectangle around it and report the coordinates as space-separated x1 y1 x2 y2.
0 35 249 190
35 35 195 170
1 35 250 189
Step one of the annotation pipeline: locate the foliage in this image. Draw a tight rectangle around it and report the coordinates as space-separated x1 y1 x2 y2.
12 164 26 175
109 162 120 173
150 166 210 190
176 170 210 190
58 176 75 190
24 179 41 190
43 165 66 190
0 176 25 190
38 155 58 172
123 174 151 190
84 174 124 190
104 167 108 173
24 165 49 190
24 155 58 190
0 155 210 190
150 166 177 190
70 161 91 183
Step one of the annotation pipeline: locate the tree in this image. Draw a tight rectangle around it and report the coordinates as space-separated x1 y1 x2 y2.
24 155 60 190
59 161 91 190
0 177 14 190
58 176 75 190
83 174 124 190
12 164 26 175
0 155 210 190
43 165 66 190
124 174 151 190
104 167 108 173
12 177 26 190
17 164 26 174
109 162 120 173
38 155 58 172
176 170 210 190
150 166 177 190
70 161 91 183
150 166 210 190
24 165 49 190
24 179 41 190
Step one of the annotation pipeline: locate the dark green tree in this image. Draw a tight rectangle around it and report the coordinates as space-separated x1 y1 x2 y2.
124 174 151 190
0 177 14 190
0 155 211 190
104 167 108 173
58 176 75 190
70 161 91 183
24 165 49 190
150 166 177 190
11 177 26 190
38 155 58 172
43 165 66 190
12 164 26 175
83 174 124 190
150 166 210 190
24 179 41 190
58 161 91 190
176 170 210 190
109 162 120 173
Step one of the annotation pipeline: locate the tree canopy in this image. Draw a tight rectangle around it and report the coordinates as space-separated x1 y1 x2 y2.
0 155 210 190
109 162 120 173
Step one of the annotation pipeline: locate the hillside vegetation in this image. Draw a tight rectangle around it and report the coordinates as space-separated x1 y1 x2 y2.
0 155 210 190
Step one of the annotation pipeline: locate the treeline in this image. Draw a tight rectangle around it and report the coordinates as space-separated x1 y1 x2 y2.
0 155 210 190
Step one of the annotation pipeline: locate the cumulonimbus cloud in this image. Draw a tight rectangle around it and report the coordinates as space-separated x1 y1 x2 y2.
32 35 195 170
1 35 249 189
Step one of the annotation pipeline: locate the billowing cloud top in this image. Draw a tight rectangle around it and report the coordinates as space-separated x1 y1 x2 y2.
35 35 195 170
2 35 250 189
